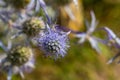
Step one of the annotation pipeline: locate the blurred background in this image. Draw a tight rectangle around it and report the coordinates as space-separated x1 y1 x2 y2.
1 0 120 80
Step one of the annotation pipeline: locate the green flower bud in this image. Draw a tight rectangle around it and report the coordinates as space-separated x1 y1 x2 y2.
7 46 32 66
22 17 45 37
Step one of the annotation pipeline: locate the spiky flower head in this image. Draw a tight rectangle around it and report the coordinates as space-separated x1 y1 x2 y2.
22 17 45 37
0 45 34 80
37 26 70 59
6 46 32 66
4 0 30 9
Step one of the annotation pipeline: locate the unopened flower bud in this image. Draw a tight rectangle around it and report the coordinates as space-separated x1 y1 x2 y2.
22 17 45 37
7 46 32 66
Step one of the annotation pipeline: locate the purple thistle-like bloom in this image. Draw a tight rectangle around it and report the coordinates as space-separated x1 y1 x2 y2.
37 25 70 59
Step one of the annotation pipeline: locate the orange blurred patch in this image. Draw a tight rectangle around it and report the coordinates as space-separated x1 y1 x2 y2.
58 0 84 31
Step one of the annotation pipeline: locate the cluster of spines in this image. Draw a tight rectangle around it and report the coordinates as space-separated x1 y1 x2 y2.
7 46 32 66
22 17 45 37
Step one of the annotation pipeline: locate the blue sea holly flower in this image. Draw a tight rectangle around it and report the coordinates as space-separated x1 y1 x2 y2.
11 17 45 39
75 11 101 54
22 17 45 37
0 42 35 80
37 25 70 59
